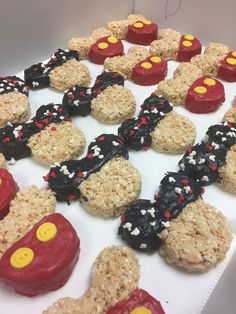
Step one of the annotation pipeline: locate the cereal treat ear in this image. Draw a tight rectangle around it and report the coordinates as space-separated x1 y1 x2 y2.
218 146 236 193
159 199 232 272
0 76 30 128
224 103 236 123
0 153 7 168
0 213 80 296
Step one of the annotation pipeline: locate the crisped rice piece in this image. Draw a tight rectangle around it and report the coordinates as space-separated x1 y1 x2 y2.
218 146 236 193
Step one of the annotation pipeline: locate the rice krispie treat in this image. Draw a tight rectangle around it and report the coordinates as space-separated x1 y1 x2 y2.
150 28 202 61
0 169 19 220
90 85 135 124
0 153 6 168
28 122 85 166
46 134 141 218
79 157 141 217
0 186 55 258
159 199 232 272
118 172 232 272
179 121 236 193
0 213 80 296
118 94 196 154
24 49 90 91
0 76 30 128
223 98 236 122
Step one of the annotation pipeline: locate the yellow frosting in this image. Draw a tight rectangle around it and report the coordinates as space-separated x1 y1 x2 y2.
203 78 216 86
226 57 236 65
10 247 34 269
107 36 118 44
98 42 108 50
133 22 144 29
150 56 161 63
194 86 207 94
141 62 152 69
182 40 193 47
143 20 152 25
184 34 195 41
36 222 57 243
130 307 152 314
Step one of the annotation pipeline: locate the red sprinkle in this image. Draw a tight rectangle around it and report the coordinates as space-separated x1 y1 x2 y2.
121 215 126 222
143 146 150 151
87 153 93 159
227 122 232 129
50 126 57 131
177 195 184 205
207 145 214 151
77 172 84 177
3 137 11 142
58 107 63 113
180 179 189 185
35 122 43 129
43 175 49 182
164 211 171 219
68 195 76 201
98 135 105 141
79 91 85 97
47 112 53 116
187 147 193 153
154 194 161 199
210 164 217 171
50 171 56 178
129 130 135 136
68 94 75 99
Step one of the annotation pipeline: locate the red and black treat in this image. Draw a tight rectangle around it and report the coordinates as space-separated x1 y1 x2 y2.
177 34 202 62
88 36 124 64
118 94 172 151
45 134 128 202
0 76 29 96
0 169 19 220
126 20 158 46
62 72 124 116
217 51 236 82
118 172 203 252
179 121 236 185
24 49 79 89
131 56 167 86
185 76 225 114
0 104 71 161
0 213 80 296
107 288 165 314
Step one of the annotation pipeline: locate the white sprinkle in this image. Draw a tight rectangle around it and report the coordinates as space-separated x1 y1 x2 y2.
54 105 59 110
226 131 236 138
98 155 104 159
211 142 219 149
13 130 19 138
7 121 13 127
175 187 182 194
112 141 119 146
152 108 158 114
0 88 4 93
73 100 80 107
201 175 209 182
59 116 64 120
180 163 185 170
0 83 4 87
140 209 146 215
168 176 176 183
160 112 165 116
150 221 156 226
209 155 215 161
221 137 227 142
189 159 196 165
86 88 92 95
68 172 75 179
6 86 11 90
148 207 155 218
161 221 170 228
184 186 191 193
14 125 23 131
140 137 144 144
8 157 16 165
216 131 223 136
143 110 149 114
198 158 205 164
123 222 132 231
131 227 140 236
32 81 39 88
140 243 147 249
189 150 196 156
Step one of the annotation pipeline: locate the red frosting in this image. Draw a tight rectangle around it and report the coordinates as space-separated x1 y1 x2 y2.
131 56 167 86
0 168 19 220
177 35 202 62
88 36 124 64
125 21 158 46
217 51 236 82
0 213 80 296
107 288 165 314
185 76 225 114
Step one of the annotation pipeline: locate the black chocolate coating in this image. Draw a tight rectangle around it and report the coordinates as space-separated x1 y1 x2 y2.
24 49 79 89
62 72 124 116
46 134 128 202
118 172 203 252
0 76 29 96
118 94 172 150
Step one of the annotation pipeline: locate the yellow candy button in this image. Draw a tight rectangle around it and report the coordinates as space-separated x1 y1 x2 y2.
194 86 207 94
10 247 34 269
226 57 236 65
130 307 152 314
141 62 152 69
36 222 57 243
133 22 144 29
143 20 152 25
107 36 118 44
182 40 193 47
184 34 194 41
150 56 161 63
98 42 108 50
231 51 236 58
203 78 216 86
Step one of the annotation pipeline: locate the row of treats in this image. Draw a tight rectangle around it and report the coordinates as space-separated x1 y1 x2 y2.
0 12 236 313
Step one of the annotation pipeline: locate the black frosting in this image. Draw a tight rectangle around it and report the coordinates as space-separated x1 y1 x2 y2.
0 76 29 96
118 172 203 252
0 104 71 161
62 72 124 116
118 94 172 150
46 134 128 202
24 49 79 89
179 121 236 185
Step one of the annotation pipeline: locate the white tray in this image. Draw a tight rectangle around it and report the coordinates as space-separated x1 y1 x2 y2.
1 41 236 314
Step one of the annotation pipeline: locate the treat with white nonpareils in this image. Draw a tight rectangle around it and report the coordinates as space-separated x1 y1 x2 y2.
0 76 30 128
118 94 196 154
44 246 165 314
24 49 90 91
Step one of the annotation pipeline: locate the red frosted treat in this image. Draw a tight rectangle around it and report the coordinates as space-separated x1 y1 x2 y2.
185 76 225 114
217 51 236 82
131 56 167 86
107 288 165 314
88 36 124 64
0 213 80 296
0 168 19 220
177 34 202 62
126 20 158 46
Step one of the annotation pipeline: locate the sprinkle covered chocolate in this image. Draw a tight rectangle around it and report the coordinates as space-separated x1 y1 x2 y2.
0 76 29 96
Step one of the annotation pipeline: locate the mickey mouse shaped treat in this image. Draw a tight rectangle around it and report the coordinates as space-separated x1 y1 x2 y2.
217 51 236 82
63 72 135 124
0 169 19 220
0 213 80 296
118 94 196 154
45 134 141 218
0 103 85 166
150 28 202 61
44 246 165 314
88 36 124 64
125 19 158 46
119 172 232 272
24 49 90 91
0 76 30 128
